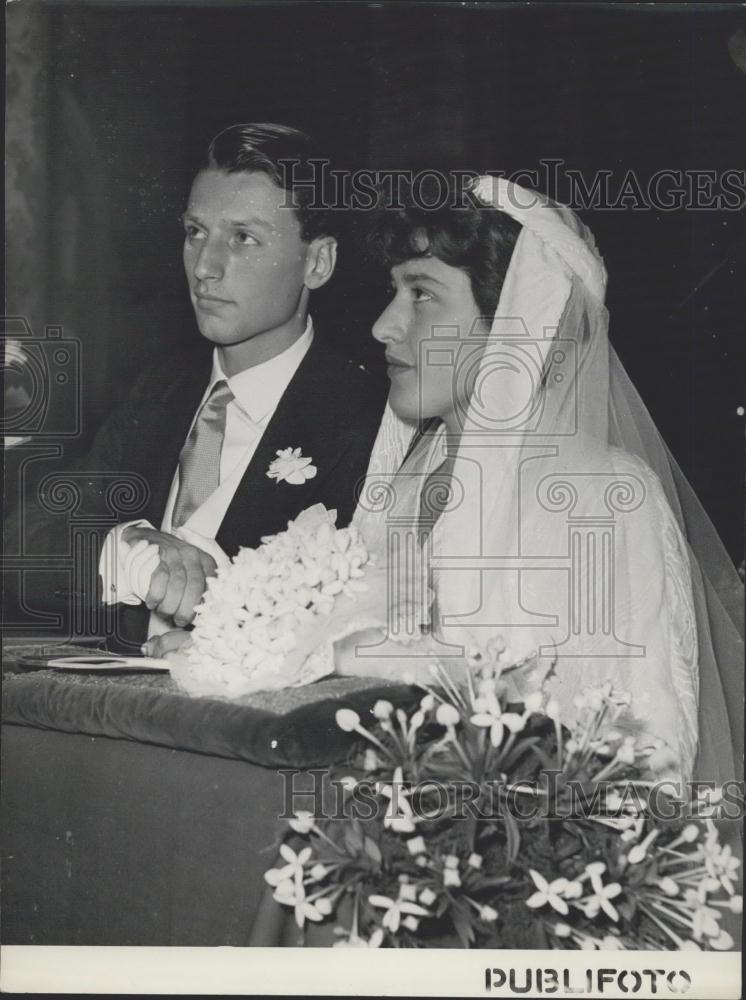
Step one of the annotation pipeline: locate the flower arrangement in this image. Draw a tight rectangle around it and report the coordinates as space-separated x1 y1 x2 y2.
264 647 742 950
169 505 372 698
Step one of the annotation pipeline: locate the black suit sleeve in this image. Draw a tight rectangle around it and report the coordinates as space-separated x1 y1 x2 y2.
2 366 166 634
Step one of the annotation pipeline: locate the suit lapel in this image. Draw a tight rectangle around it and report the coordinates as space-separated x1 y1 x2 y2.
216 337 348 554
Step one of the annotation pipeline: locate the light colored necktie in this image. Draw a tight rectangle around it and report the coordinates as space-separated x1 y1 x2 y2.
171 380 234 529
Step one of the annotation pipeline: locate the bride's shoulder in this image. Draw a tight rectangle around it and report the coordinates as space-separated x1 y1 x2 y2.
545 439 685 543
605 446 680 519
564 437 662 482
558 437 671 498
603 446 692 576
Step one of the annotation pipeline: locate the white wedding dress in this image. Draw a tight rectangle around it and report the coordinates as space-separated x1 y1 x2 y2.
326 420 697 784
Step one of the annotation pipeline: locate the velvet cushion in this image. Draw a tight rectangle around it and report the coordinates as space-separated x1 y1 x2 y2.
3 644 421 768
2 645 418 768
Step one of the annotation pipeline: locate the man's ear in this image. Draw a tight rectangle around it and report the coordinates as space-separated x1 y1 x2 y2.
304 236 338 290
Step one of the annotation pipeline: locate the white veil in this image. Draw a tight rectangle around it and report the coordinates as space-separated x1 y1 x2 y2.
355 177 743 785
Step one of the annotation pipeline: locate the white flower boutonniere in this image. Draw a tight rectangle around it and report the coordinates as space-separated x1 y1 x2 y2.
267 447 317 486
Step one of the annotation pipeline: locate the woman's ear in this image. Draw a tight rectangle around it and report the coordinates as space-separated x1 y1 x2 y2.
304 236 338 290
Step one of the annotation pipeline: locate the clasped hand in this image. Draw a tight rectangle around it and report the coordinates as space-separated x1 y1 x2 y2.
122 524 217 627
142 628 192 660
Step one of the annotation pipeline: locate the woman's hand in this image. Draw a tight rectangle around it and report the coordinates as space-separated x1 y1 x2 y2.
142 629 192 660
334 629 438 686
122 524 217 626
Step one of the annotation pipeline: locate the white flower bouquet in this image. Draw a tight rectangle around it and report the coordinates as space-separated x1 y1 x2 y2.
265 648 742 949
169 504 402 698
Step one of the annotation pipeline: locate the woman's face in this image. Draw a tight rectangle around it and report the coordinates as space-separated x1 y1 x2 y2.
372 254 490 431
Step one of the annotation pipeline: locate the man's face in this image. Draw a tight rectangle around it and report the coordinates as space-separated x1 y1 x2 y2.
182 168 311 350
372 254 490 430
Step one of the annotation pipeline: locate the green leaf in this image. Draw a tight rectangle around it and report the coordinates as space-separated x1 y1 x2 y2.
364 836 382 864
344 820 364 856
527 744 557 770
451 905 476 948
478 875 512 889
504 809 522 865
533 922 550 948
500 736 544 770
555 837 584 862
617 899 637 922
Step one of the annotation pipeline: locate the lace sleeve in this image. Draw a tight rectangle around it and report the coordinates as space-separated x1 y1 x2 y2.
515 449 702 786
649 472 700 780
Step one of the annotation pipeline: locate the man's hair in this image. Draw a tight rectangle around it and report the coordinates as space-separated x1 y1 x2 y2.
367 176 522 318
204 123 334 243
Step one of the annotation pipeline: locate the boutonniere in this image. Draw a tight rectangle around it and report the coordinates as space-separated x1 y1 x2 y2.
266 447 318 486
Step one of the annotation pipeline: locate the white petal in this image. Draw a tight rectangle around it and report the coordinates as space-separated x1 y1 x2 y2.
529 870 549 892
525 892 547 909
369 895 394 910
470 713 495 727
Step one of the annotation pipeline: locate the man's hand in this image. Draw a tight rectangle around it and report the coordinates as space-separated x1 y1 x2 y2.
143 629 193 660
122 525 217 626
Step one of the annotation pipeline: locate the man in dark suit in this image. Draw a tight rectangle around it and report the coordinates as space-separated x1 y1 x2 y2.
11 124 387 652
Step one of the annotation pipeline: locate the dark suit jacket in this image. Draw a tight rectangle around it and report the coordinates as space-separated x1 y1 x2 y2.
6 334 388 650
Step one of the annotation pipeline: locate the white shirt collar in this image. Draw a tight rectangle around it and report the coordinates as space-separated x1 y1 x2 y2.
208 317 314 424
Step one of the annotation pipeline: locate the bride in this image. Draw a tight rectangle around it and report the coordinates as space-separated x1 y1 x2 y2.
161 174 742 788
328 173 742 787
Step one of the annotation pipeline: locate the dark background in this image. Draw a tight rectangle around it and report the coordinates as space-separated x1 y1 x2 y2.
5 1 745 562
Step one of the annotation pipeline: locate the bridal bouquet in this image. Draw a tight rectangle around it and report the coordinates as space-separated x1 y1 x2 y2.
169 505 404 698
265 647 741 950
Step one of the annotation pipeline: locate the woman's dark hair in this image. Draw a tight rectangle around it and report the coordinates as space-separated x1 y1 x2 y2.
204 123 335 242
367 175 522 317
